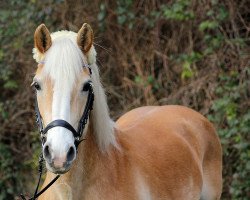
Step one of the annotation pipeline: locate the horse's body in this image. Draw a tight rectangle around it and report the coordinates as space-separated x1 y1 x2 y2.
32 24 222 200
39 106 222 200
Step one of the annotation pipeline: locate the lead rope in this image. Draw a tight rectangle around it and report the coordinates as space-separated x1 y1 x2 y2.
20 153 60 200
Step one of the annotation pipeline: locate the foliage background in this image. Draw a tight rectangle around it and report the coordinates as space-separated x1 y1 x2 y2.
0 0 249 199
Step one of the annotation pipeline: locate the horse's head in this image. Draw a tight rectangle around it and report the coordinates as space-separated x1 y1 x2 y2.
32 23 96 174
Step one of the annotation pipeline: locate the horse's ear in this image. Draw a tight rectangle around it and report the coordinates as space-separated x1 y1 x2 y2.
34 24 52 54
77 23 93 53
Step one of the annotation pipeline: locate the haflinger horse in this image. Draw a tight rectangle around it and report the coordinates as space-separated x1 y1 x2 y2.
31 23 222 200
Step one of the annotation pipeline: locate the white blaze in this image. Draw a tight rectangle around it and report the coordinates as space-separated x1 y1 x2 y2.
42 33 85 156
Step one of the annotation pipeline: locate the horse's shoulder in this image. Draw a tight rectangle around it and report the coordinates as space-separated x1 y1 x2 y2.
115 105 215 159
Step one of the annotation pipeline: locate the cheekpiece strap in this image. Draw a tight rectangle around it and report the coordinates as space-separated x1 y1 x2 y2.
77 82 94 137
35 97 44 134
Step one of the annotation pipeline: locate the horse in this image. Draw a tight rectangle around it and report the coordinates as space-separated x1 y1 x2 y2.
31 23 222 200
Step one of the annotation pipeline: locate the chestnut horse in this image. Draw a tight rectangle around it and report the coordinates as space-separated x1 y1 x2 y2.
32 23 222 200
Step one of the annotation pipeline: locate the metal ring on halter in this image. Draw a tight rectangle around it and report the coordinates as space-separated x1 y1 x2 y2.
39 60 46 64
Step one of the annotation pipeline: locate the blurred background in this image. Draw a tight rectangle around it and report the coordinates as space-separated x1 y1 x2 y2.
0 0 249 199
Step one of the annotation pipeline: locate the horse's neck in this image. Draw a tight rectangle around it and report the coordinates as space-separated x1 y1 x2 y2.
47 122 117 199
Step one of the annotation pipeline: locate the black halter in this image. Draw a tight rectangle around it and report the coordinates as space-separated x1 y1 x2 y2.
35 79 94 148
20 64 94 200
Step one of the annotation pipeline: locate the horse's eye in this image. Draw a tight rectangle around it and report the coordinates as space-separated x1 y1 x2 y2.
33 82 41 91
82 82 90 92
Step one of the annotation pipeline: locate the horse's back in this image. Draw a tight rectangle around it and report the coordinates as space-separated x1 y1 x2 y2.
116 105 222 199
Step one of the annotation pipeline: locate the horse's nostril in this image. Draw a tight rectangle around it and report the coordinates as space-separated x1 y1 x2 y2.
67 146 75 162
43 144 52 162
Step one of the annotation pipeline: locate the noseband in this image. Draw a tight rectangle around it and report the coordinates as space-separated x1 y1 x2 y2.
20 63 94 200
